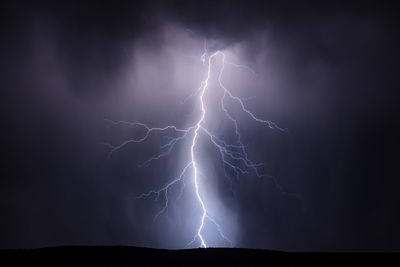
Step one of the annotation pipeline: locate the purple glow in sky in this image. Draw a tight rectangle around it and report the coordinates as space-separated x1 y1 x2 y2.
103 27 296 248
1 2 398 251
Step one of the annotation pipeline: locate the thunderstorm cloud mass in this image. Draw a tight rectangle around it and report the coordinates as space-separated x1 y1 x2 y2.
0 1 399 252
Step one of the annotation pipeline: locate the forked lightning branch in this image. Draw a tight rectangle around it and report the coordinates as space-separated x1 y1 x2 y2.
103 41 287 248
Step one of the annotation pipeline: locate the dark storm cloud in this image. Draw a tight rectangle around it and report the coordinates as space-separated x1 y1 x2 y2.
0 1 399 250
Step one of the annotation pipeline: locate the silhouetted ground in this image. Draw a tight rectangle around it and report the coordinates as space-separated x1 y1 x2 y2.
0 246 398 266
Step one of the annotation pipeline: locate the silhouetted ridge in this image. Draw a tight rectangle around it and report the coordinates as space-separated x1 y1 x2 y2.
0 246 398 266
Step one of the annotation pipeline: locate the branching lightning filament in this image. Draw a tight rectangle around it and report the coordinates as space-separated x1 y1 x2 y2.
103 47 290 248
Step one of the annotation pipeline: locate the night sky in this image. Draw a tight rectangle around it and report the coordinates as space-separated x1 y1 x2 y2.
0 1 399 251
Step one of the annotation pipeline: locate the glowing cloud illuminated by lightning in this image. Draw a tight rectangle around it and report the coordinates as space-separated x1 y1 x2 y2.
103 34 295 248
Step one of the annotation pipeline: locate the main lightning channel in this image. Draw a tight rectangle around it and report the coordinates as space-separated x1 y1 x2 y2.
103 46 295 248
189 51 219 248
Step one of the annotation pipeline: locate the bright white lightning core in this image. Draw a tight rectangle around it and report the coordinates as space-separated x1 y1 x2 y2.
104 46 290 248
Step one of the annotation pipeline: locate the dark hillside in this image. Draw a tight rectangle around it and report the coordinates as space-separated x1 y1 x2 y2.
0 246 398 266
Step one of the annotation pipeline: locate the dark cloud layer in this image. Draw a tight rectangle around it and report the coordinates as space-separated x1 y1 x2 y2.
0 1 399 250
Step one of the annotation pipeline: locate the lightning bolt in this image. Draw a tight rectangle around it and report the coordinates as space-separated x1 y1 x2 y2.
103 39 299 248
